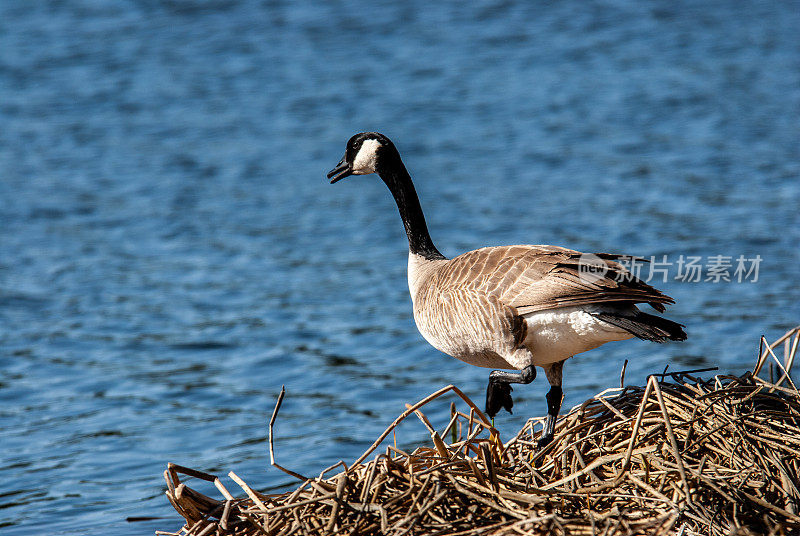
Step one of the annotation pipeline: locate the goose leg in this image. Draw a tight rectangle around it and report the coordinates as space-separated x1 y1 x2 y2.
485 365 536 418
538 360 565 448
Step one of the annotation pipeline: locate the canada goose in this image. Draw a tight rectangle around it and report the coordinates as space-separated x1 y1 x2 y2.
327 132 686 447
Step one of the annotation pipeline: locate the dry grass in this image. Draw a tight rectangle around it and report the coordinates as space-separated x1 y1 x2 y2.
159 327 800 536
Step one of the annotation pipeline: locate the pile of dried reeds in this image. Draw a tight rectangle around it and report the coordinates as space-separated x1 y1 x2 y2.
160 327 800 536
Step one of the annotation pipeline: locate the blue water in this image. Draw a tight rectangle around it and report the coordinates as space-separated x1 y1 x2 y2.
1 1 798 533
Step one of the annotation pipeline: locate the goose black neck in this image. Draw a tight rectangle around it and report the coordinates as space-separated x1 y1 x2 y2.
377 152 445 261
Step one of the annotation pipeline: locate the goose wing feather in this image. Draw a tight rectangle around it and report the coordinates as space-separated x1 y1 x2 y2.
432 245 673 315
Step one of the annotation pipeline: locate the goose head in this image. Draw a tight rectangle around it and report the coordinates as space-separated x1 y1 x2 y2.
327 132 395 183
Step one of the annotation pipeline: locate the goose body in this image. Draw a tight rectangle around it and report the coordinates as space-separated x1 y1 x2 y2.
328 132 686 447
409 246 659 370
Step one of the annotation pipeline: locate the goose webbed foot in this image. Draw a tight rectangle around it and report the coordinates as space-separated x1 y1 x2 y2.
536 385 563 450
486 381 514 418
536 414 557 449
485 365 536 419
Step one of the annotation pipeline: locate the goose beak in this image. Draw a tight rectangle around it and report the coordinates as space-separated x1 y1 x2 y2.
327 156 352 183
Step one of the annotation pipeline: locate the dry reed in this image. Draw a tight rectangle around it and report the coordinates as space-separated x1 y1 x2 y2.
160 326 800 535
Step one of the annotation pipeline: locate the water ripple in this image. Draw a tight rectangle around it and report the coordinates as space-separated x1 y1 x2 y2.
1 1 798 534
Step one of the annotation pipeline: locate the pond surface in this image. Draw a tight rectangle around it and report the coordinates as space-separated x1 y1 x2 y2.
0 1 798 534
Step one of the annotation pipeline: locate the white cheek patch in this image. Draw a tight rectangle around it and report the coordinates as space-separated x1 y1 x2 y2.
352 139 381 174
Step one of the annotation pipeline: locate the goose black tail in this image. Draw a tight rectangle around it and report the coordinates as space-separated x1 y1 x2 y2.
592 311 687 343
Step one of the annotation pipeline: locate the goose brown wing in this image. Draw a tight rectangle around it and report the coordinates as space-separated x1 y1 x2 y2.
436 245 674 315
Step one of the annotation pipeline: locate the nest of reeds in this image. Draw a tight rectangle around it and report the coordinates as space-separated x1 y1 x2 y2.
159 327 800 536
